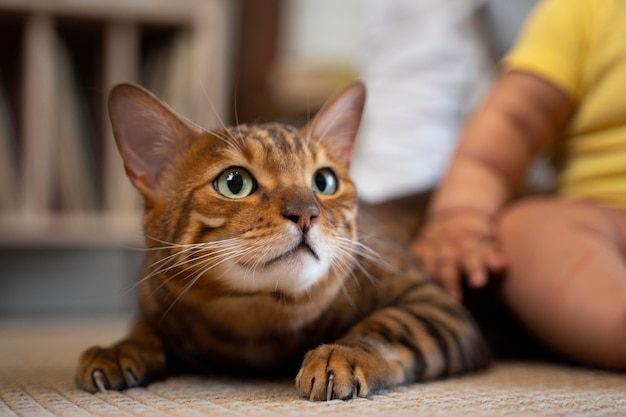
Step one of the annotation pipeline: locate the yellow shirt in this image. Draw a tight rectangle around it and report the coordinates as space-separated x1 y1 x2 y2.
504 0 626 209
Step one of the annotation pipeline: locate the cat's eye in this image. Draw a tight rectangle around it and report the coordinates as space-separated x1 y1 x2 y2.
312 168 338 195
214 168 257 199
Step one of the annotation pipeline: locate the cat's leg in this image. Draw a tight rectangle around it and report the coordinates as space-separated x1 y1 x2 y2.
296 282 489 400
75 318 168 392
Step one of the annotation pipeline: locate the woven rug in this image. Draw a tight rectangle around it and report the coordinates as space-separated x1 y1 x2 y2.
1 315 625 416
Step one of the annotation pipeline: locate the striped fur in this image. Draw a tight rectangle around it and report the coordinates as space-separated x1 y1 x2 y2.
75 82 489 400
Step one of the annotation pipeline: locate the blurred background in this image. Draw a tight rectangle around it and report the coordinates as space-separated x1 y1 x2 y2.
0 0 536 317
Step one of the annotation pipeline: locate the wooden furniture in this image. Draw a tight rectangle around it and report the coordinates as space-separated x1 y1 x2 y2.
0 0 234 246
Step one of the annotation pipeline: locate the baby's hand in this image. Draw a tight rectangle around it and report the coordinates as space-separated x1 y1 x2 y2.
412 208 506 301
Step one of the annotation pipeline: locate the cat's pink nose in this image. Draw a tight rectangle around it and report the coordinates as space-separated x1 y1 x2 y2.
282 204 320 231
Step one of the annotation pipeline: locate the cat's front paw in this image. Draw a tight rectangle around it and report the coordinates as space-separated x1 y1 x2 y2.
75 340 166 393
296 344 388 401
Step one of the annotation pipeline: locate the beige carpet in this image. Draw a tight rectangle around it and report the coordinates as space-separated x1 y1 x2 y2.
1 315 625 416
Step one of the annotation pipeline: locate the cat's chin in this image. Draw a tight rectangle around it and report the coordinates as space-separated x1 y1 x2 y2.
224 249 331 294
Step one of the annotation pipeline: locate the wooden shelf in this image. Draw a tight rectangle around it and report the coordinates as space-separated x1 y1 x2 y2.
0 0 210 24
0 0 235 247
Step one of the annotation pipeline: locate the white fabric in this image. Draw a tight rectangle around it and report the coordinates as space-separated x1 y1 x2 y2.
351 0 492 203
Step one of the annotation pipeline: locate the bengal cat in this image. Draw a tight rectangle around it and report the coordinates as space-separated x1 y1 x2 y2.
75 82 489 400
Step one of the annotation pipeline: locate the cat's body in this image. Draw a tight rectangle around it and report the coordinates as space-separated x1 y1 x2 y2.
76 82 489 400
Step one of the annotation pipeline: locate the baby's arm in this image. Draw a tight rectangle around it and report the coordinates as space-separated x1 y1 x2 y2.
413 69 573 300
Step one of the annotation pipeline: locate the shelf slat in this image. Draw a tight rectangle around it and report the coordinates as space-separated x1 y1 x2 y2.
103 20 141 213
20 13 56 217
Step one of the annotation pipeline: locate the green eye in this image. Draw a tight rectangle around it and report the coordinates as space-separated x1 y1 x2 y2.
312 168 338 195
214 167 257 199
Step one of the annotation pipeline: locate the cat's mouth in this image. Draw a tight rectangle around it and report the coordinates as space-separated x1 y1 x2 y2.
255 240 320 269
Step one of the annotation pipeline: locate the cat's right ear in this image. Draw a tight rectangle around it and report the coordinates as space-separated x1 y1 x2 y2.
108 84 202 204
308 81 366 165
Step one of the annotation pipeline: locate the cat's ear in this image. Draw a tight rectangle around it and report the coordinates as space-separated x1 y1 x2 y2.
108 83 202 203
308 81 366 165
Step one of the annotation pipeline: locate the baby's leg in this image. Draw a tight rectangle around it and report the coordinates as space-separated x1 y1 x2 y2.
496 197 626 370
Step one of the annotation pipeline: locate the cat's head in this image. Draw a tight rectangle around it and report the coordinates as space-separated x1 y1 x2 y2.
109 82 365 296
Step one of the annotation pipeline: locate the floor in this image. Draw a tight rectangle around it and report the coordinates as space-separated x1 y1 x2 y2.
1 315 626 416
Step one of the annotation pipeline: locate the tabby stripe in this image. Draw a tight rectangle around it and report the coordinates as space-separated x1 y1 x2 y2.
411 299 476 372
396 319 427 380
389 281 433 306
427 301 469 321
434 313 470 371
170 183 207 244
398 334 427 381
264 127 290 154
402 297 472 322
412 309 468 373
401 308 452 376
149 183 209 304
193 225 217 245
357 313 427 381
353 341 374 355
364 321 398 345
287 127 303 153
399 292 469 322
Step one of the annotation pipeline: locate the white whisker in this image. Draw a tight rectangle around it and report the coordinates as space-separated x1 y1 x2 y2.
158 243 249 319
200 80 228 131
329 256 357 309
232 85 246 146
338 236 397 273
200 81 245 151
127 237 244 295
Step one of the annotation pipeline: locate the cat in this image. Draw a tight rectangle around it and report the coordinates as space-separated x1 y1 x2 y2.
75 81 490 400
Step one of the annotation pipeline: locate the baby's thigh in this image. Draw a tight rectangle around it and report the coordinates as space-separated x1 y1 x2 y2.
497 197 625 262
494 197 626 368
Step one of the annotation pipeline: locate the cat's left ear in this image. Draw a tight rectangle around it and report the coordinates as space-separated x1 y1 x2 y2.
308 81 366 165
108 83 203 205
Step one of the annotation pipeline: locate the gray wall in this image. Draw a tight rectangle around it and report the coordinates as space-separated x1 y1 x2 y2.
0 248 142 316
